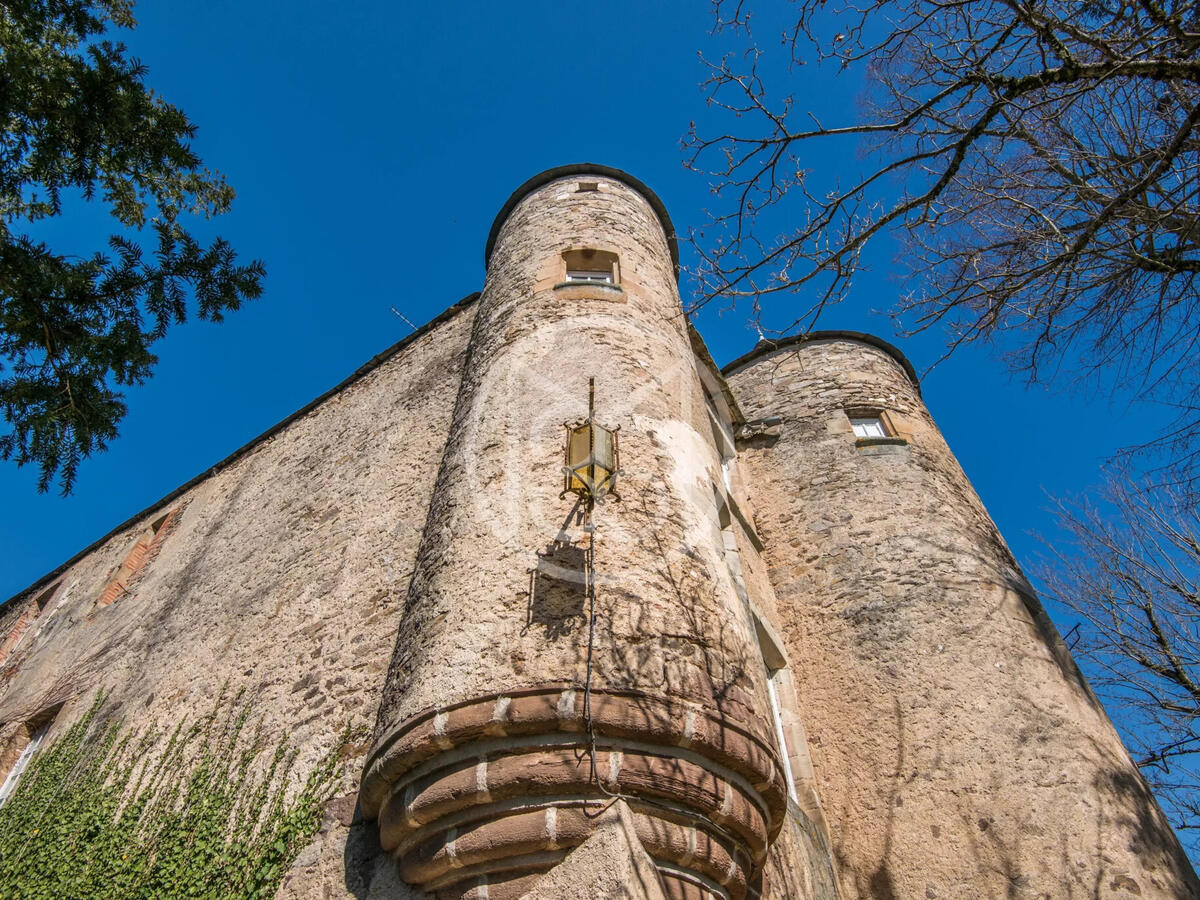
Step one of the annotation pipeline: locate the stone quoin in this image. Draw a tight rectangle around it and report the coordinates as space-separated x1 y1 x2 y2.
0 165 1196 899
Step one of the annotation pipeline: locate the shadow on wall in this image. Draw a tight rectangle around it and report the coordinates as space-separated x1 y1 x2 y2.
949 711 1197 898
361 476 784 895
821 511 1092 709
829 581 1200 900
526 539 588 641
341 797 383 900
338 795 431 900
580 488 754 712
518 489 756 715
863 698 904 900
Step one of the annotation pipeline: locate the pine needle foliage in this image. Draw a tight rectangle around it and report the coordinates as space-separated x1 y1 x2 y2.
0 693 347 899
0 0 265 494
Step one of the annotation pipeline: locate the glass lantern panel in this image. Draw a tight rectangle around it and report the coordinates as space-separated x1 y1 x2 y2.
567 425 591 493
591 426 615 493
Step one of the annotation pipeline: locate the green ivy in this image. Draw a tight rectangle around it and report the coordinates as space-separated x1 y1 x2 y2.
0 692 349 899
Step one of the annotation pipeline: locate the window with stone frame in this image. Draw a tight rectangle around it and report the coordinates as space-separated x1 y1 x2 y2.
846 407 903 443
0 582 59 666
96 508 180 608
561 248 620 286
704 388 738 493
750 612 801 805
849 414 888 439
0 704 60 804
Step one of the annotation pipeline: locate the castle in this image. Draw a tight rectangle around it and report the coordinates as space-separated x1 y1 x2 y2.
0 165 1195 899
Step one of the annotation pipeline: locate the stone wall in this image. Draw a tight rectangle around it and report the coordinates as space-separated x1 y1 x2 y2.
727 336 1198 899
0 300 477 899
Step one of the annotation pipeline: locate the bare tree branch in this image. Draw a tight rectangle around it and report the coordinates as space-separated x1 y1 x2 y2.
1038 471 1200 833
688 0 1200 484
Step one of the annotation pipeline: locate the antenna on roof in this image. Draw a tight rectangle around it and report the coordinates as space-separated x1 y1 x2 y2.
390 307 417 332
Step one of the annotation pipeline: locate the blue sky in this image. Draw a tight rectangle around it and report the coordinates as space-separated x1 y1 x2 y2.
0 0 1167 624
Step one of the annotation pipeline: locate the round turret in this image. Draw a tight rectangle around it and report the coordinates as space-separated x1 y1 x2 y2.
725 335 1197 899
361 168 788 900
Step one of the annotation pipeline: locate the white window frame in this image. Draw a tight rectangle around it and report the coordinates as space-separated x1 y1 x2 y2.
764 669 799 803
850 415 888 439
750 612 800 804
564 269 613 285
720 457 735 493
0 722 48 804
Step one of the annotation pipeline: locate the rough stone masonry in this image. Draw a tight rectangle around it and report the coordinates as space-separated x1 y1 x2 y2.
0 165 1195 900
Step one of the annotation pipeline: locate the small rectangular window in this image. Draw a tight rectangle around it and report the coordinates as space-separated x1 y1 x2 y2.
849 416 888 439
0 720 49 804
561 249 620 287
765 672 799 803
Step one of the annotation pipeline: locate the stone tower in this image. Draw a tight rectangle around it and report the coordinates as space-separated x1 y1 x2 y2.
725 335 1198 898
360 168 795 899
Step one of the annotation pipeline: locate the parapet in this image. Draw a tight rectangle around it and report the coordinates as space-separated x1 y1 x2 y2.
484 164 681 280
722 330 921 395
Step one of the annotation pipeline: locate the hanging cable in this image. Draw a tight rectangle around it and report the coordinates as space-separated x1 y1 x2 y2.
581 498 634 803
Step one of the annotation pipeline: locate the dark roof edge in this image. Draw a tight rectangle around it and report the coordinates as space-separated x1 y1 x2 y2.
687 324 745 426
721 330 921 395
4 293 481 609
484 164 679 282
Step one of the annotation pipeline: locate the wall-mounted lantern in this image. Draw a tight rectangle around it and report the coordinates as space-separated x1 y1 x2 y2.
562 378 620 505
